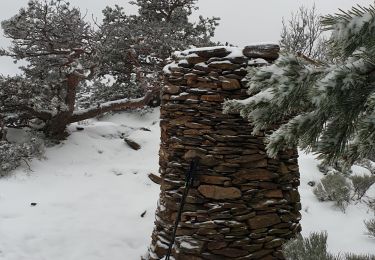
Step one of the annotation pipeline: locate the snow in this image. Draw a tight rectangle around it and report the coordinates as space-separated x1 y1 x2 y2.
0 109 161 260
0 108 374 259
237 88 275 105
299 151 375 255
248 58 268 65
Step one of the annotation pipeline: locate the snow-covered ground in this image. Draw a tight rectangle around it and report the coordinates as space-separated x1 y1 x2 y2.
0 108 374 260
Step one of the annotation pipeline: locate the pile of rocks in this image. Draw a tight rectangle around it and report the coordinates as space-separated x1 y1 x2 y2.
147 44 301 260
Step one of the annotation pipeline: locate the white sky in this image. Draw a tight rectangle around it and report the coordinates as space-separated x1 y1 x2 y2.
0 0 374 75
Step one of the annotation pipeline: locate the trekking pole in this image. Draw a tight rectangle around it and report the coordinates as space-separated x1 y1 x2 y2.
165 158 199 260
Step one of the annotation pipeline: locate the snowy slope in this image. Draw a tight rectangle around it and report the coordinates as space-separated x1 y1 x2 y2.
0 108 374 260
298 153 375 255
0 109 161 260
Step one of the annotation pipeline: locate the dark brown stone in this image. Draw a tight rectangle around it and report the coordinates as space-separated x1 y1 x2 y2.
186 55 208 64
201 95 224 102
264 190 284 198
200 175 231 185
198 185 242 200
208 61 239 70
221 78 241 90
207 241 228 250
164 84 180 94
234 169 278 181
248 214 281 229
212 248 249 257
243 44 280 60
190 47 231 58
124 138 141 150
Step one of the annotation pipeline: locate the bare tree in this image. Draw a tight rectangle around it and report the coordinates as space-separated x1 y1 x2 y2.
280 4 329 62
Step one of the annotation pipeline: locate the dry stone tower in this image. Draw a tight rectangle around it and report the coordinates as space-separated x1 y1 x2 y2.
147 44 301 260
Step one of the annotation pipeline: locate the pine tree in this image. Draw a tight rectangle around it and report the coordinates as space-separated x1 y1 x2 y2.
84 0 219 106
0 0 97 138
224 4 375 165
0 0 216 139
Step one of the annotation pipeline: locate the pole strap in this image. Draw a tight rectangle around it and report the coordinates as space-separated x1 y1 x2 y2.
165 158 199 260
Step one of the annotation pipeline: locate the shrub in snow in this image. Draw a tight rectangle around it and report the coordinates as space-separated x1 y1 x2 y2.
364 218 375 238
283 232 375 260
350 175 375 200
0 131 44 176
357 159 375 175
318 161 352 177
345 254 375 260
313 173 350 211
282 232 339 260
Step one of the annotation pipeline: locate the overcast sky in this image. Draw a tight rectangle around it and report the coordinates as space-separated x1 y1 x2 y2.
0 0 374 75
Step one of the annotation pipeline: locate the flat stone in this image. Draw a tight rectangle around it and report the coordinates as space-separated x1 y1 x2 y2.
228 154 266 163
212 248 249 257
248 214 281 229
264 238 284 249
240 244 263 253
200 175 231 185
190 47 231 58
163 84 180 94
124 138 141 150
221 78 241 90
200 155 220 166
198 185 242 200
185 122 211 129
196 82 219 89
243 44 280 60
183 149 207 160
264 190 284 198
201 95 224 102
208 61 239 70
207 241 228 250
241 249 273 260
186 55 207 64
234 169 278 181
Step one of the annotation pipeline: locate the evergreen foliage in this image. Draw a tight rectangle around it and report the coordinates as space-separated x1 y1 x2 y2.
224 4 375 165
89 0 219 104
0 0 219 139
0 0 96 138
283 232 375 260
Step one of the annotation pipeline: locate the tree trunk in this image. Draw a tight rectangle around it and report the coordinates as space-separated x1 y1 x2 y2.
43 83 160 139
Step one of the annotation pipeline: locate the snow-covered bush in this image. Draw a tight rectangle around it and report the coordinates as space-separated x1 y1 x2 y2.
318 161 352 177
313 173 351 211
345 254 375 260
283 232 375 260
350 175 375 200
282 232 339 260
364 218 375 238
0 131 44 176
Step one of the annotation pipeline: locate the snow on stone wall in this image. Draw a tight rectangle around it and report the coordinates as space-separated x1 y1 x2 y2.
147 44 301 260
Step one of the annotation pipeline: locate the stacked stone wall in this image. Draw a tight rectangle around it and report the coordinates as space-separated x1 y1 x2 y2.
147 45 301 260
